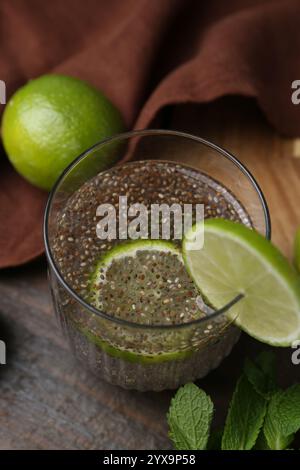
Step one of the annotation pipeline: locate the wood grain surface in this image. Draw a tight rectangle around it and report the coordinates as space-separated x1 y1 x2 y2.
0 97 300 450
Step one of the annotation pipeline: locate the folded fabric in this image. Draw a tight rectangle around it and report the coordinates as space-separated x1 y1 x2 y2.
0 0 299 268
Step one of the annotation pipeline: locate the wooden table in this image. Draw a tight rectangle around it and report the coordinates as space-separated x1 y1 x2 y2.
0 98 299 450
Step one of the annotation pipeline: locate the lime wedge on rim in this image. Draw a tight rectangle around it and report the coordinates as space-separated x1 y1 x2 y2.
183 219 300 347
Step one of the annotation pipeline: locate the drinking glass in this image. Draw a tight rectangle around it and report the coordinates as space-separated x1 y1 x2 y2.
44 130 270 391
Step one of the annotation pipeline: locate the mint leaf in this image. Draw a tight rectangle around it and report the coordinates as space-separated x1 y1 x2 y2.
262 384 300 449
167 383 214 450
263 391 294 450
244 351 277 399
221 375 267 450
276 384 300 435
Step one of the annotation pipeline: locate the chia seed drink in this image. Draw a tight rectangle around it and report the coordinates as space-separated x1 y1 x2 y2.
45 130 270 391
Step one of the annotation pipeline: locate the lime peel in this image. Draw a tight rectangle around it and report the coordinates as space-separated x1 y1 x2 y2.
183 219 300 347
2 74 125 190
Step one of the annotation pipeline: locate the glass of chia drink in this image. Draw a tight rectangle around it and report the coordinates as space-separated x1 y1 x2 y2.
44 130 270 391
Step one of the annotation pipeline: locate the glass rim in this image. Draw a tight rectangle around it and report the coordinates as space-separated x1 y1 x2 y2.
43 129 271 330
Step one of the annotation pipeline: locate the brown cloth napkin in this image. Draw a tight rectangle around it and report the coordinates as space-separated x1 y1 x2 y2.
1 0 300 268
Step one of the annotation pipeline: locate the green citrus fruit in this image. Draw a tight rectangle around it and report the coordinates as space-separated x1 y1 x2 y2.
183 219 300 347
1 74 125 190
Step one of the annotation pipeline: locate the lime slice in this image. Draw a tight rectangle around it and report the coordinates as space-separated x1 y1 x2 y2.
89 239 205 322
183 219 300 347
90 239 183 312
87 239 204 363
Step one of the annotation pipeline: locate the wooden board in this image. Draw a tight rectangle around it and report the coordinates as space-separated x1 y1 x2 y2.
0 97 299 450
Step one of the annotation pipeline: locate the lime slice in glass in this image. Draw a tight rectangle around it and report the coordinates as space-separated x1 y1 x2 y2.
87 239 206 363
90 239 183 312
183 219 300 347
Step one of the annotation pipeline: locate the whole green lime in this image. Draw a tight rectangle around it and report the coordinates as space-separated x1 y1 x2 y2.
1 74 125 190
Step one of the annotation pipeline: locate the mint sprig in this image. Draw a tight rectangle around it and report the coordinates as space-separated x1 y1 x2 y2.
167 383 213 450
167 352 300 451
